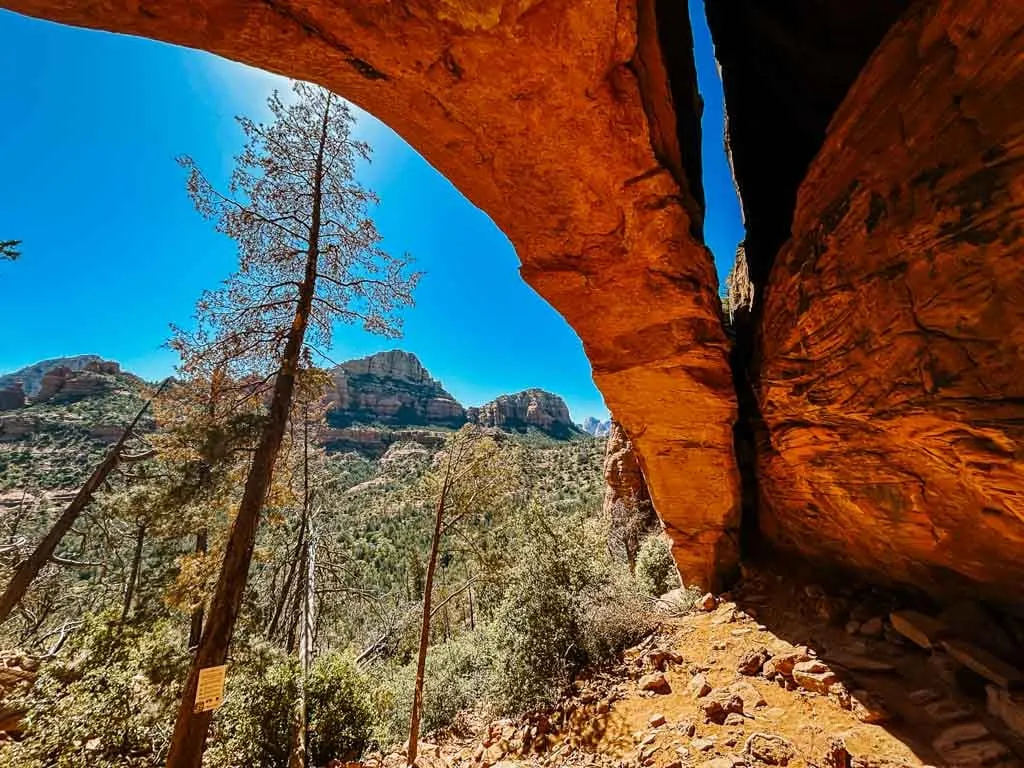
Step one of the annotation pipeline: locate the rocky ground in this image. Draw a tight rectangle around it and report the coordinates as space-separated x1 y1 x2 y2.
357 566 1024 768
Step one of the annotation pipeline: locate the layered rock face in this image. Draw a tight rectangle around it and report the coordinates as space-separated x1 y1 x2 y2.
602 421 651 517
0 354 102 397
757 0 1024 607
8 0 1023 605
468 389 580 439
34 365 116 405
0 383 25 412
582 417 612 438
324 350 465 429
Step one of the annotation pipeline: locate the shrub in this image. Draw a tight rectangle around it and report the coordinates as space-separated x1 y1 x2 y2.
485 507 653 715
635 534 677 597
204 642 296 768
0 613 187 768
205 644 372 768
307 652 373 764
370 635 486 748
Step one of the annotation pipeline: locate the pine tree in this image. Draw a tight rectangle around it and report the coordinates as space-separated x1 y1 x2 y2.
166 80 418 768
0 239 20 261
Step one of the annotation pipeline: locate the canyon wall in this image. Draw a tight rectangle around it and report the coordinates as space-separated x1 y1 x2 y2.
757 0 1024 607
3 0 1022 606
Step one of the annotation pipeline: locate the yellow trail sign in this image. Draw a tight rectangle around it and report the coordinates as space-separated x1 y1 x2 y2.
193 665 227 713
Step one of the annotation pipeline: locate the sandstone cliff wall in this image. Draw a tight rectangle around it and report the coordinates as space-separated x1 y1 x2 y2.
5 0 1021 608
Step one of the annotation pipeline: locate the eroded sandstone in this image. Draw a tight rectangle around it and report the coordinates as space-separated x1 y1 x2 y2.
757 0 1024 610
5 0 1023 607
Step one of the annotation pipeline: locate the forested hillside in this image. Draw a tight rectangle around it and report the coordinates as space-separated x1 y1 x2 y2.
0 81 673 768
0 351 672 768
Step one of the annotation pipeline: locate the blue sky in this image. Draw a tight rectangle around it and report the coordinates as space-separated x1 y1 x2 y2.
0 2 742 423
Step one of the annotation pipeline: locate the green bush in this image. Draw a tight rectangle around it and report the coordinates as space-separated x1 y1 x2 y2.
205 644 372 768
204 642 296 768
485 507 653 715
307 652 373 763
370 635 486 748
635 534 677 597
0 613 187 768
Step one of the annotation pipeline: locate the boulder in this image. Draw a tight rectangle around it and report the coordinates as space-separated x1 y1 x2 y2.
744 733 796 766
728 680 766 710
940 639 1023 689
639 672 671 695
889 611 947 650
986 685 1024 740
689 673 712 698
737 647 769 676
791 660 838 695
858 617 883 638
699 690 744 724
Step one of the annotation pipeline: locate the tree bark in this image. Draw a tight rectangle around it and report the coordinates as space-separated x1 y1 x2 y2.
407 449 455 767
288 423 313 768
121 521 147 621
0 381 165 625
187 530 207 649
165 96 332 768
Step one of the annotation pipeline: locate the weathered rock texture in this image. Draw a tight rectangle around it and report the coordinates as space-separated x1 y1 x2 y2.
468 389 579 439
34 365 116 405
757 0 1024 608
3 0 740 593
0 354 102 397
322 426 446 458
704 0 912 287
325 350 465 429
602 421 651 517
0 383 25 412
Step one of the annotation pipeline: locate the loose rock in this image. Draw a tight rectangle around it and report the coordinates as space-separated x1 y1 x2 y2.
745 733 796 766
689 673 712 698
792 660 838 694
700 691 744 725
639 672 671 695
858 617 884 637
738 648 769 676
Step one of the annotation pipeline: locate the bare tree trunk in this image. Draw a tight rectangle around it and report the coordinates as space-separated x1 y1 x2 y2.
289 424 314 768
465 563 475 632
188 530 208 649
121 521 147 621
0 382 164 625
407 450 456 767
165 99 331 768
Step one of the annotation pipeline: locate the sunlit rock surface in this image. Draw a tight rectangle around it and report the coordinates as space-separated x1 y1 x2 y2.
757 0 1024 608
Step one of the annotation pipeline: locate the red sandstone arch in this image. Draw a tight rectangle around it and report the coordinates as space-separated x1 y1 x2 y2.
1 0 741 589
4 0 1023 608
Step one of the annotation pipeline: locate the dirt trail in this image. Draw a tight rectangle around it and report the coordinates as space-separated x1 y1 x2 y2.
361 566 1024 768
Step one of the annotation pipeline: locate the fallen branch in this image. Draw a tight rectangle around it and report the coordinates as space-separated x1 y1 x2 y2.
50 554 104 568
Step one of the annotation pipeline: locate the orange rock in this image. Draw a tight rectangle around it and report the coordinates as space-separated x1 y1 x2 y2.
757 0 1024 609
